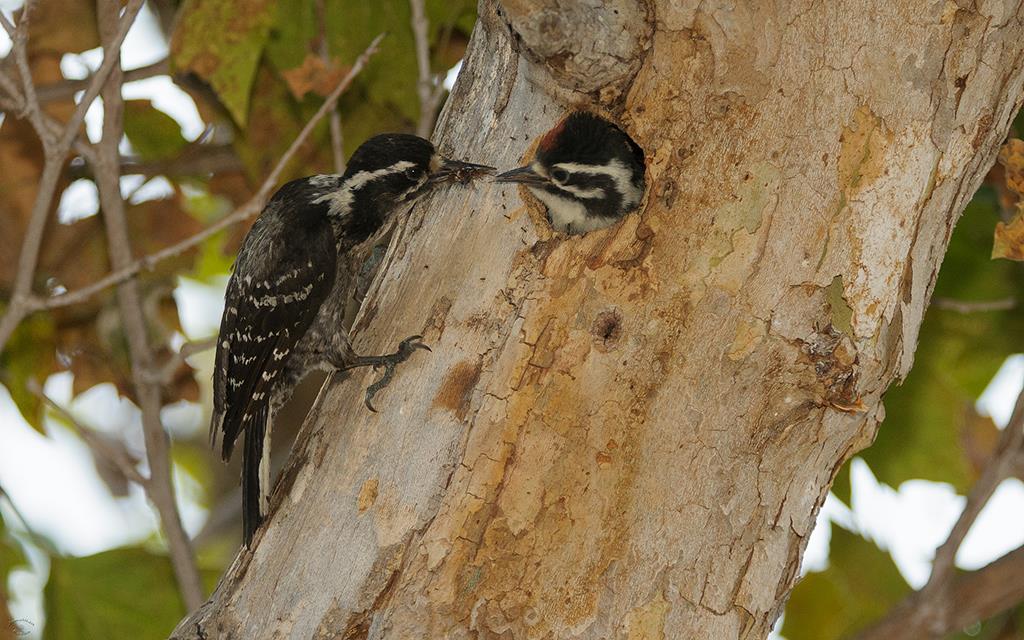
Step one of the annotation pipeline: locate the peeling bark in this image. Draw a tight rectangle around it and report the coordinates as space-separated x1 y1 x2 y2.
173 1 1024 638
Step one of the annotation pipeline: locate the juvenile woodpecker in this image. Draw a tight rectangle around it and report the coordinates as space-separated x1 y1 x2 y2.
496 111 646 235
211 133 492 546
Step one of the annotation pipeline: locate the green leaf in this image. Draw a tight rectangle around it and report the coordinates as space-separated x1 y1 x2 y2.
782 526 909 640
181 190 234 282
0 511 28 580
171 0 277 126
0 311 57 433
44 547 218 640
860 188 1024 495
123 100 188 161
234 0 478 179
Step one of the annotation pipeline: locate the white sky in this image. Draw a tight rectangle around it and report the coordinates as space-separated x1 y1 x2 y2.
3 2 1024 638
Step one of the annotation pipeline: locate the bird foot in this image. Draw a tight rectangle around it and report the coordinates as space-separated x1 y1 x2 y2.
355 335 431 412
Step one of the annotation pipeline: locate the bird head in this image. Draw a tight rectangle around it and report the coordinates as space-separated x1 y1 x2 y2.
496 112 646 235
340 133 494 210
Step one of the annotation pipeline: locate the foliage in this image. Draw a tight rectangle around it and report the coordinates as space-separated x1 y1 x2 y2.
43 547 219 640
993 139 1024 261
782 526 909 640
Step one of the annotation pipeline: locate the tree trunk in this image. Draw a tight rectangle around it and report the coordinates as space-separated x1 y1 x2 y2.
174 1 1024 638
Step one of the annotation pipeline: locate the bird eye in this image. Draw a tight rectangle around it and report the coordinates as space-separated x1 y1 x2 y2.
404 167 422 180
550 168 569 183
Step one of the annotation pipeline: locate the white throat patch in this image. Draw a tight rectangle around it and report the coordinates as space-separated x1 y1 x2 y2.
528 187 616 235
313 160 416 217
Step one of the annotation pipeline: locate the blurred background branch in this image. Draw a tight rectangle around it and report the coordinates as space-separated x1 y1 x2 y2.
91 0 202 609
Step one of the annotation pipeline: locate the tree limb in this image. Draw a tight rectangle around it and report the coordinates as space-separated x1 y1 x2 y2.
2 2 56 148
866 388 1024 637
409 0 444 138
91 0 203 611
1 59 172 120
45 58 169 104
66 143 244 180
315 0 345 173
855 545 1024 640
26 379 147 486
932 297 1018 313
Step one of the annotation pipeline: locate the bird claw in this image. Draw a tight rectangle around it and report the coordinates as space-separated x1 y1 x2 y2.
362 335 431 412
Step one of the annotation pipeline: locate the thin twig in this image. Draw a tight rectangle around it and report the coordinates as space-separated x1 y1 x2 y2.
0 58 171 112
93 0 203 610
30 33 385 313
315 0 345 173
53 0 143 154
932 297 1018 313
27 379 148 486
8 2 55 148
0 0 144 355
47 58 169 103
915 387 1024 634
149 336 217 386
0 9 15 37
0 484 56 555
409 0 443 138
65 144 243 181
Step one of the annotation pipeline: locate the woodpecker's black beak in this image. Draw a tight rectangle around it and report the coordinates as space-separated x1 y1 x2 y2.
494 165 548 187
429 158 495 185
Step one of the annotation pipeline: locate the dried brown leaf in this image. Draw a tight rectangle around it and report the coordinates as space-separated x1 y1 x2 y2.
998 138 1024 198
280 53 348 100
993 211 1024 261
23 0 100 56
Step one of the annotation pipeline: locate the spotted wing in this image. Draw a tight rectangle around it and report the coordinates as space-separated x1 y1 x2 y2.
211 213 336 461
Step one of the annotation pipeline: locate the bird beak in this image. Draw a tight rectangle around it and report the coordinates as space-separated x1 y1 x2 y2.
429 158 496 185
494 165 548 187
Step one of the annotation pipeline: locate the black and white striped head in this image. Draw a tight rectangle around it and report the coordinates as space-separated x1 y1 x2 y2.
496 112 646 235
311 133 493 225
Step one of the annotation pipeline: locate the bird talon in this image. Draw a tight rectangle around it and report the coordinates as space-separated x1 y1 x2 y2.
360 336 430 413
397 334 431 358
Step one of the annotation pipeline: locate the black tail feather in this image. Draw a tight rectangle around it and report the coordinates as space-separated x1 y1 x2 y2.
241 407 267 547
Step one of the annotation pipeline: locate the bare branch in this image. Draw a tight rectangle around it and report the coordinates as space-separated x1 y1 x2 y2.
149 337 217 387
47 58 169 103
0 0 144 355
92 0 203 611
898 388 1024 635
0 9 15 38
66 143 244 180
7 2 56 148
932 297 1018 313
27 379 148 486
856 545 1024 640
409 0 443 138
315 0 345 173
31 34 385 313
54 0 144 153
328 107 345 172
0 60 170 112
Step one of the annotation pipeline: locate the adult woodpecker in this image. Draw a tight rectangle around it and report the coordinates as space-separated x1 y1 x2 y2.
211 133 492 546
496 111 646 235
